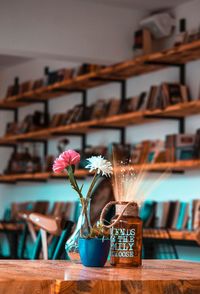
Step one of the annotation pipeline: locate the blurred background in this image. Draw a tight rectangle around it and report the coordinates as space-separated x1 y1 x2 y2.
0 0 200 261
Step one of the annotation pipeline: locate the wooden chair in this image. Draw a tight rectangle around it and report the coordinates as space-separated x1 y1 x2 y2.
17 201 49 259
29 212 74 260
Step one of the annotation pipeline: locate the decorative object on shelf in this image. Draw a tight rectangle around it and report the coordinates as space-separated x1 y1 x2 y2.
53 150 113 267
133 28 153 56
174 19 187 46
140 12 175 39
4 145 42 174
5 77 20 100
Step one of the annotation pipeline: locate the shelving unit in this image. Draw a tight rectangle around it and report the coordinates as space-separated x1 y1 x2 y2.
1 40 200 182
143 229 200 245
1 39 200 108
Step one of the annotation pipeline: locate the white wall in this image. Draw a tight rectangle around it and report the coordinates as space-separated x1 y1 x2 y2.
0 0 200 260
0 0 145 64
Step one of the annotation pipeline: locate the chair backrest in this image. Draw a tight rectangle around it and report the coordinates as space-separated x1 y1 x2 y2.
33 201 49 214
11 201 34 221
29 212 74 260
29 213 63 235
50 202 66 217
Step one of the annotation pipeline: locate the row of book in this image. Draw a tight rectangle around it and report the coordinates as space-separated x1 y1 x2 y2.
52 82 191 124
130 131 200 164
32 82 193 129
4 63 105 100
142 200 200 231
37 82 193 126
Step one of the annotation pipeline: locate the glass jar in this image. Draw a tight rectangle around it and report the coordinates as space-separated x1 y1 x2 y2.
110 201 142 267
65 198 91 262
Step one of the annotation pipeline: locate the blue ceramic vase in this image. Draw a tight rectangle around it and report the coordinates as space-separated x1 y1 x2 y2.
78 238 110 267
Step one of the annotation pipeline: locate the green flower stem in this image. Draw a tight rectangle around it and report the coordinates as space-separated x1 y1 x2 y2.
66 165 91 236
86 171 99 200
81 198 91 236
66 166 83 200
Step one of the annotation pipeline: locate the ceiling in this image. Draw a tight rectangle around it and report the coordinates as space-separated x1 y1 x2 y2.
85 0 192 11
0 54 32 70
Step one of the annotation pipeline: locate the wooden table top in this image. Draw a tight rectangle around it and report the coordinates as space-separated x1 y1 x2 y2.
0 260 199 293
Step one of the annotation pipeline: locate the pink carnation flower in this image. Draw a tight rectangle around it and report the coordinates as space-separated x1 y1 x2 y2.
53 149 80 173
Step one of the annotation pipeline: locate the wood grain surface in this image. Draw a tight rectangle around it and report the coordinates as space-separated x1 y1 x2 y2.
0 260 199 294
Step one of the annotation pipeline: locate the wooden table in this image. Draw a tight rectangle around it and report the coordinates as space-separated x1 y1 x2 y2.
0 260 199 293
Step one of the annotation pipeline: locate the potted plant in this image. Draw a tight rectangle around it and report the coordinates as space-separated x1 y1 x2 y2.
53 149 113 267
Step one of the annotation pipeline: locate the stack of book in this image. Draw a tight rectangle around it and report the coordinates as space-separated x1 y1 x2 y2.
143 200 200 230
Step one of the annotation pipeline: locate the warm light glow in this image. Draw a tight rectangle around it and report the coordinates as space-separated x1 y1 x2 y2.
112 151 170 207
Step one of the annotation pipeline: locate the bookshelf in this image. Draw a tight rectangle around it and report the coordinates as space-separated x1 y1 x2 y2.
0 169 89 183
1 40 200 108
1 40 200 181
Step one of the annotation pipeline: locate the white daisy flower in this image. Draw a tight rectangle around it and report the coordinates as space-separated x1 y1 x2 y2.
85 156 113 177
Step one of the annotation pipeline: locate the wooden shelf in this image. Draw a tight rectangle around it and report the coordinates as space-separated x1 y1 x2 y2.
1 99 200 145
1 160 200 183
133 160 200 171
0 120 97 144
1 40 200 108
0 169 89 183
0 111 151 144
143 229 200 244
145 99 200 118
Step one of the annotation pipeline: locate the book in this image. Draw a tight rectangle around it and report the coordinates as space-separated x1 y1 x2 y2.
122 97 139 113
108 143 131 163
139 140 152 164
50 113 65 127
176 202 189 230
136 92 148 111
171 201 181 229
192 200 200 230
166 83 184 105
143 201 157 228
106 99 121 116
155 202 164 228
161 202 171 228
193 129 200 159
20 81 33 94
166 201 177 228
32 79 44 90
147 140 164 163
130 144 142 164
181 85 191 102
91 99 107 119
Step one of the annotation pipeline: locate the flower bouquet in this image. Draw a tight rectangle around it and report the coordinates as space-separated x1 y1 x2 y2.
53 149 113 267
